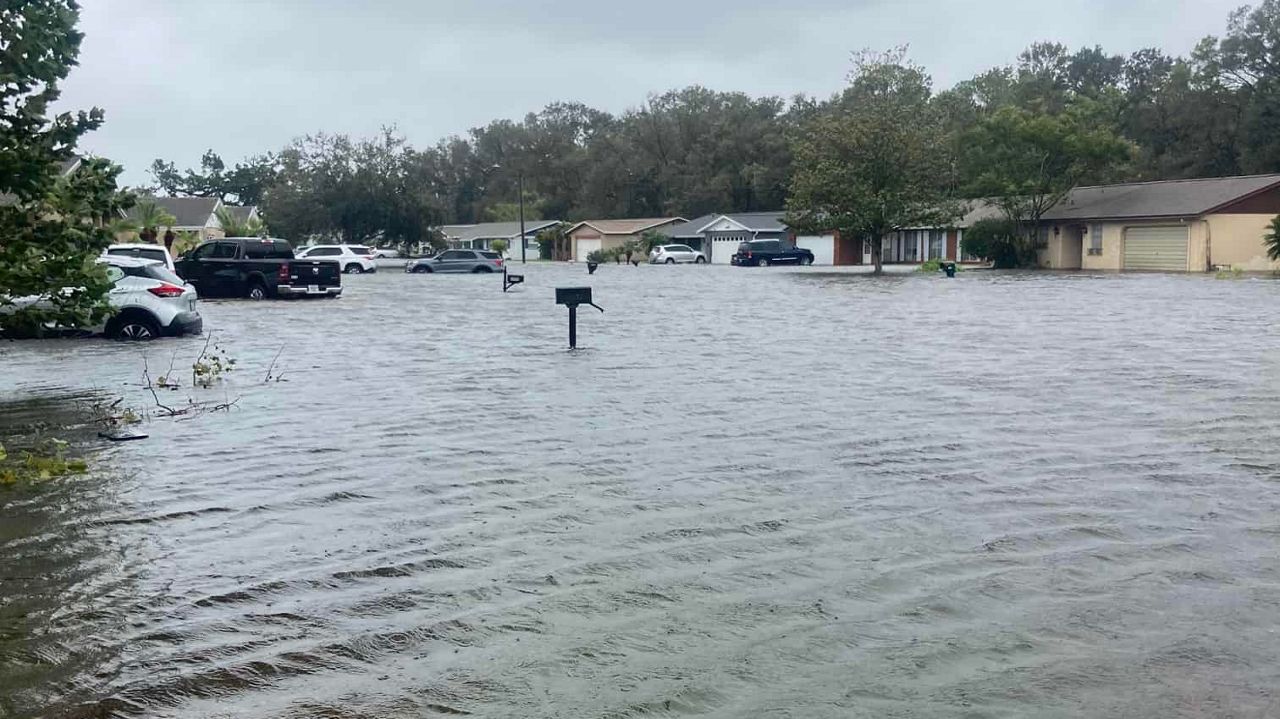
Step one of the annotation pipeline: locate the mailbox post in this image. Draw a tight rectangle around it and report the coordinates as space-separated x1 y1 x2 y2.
555 287 603 349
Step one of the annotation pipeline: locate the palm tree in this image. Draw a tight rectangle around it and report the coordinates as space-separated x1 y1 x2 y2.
107 216 140 240
133 199 176 244
1266 215 1280 262
215 206 267 237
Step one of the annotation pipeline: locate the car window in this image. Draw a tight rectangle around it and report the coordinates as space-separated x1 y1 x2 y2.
244 240 290 259
191 242 218 259
439 250 467 260
308 247 339 257
212 242 240 259
349 246 372 255
479 251 499 259
104 265 126 284
140 265 185 284
674 245 693 253
109 247 168 264
736 243 750 252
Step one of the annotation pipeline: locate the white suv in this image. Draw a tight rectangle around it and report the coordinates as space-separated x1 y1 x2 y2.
0 256 202 340
295 244 377 274
649 244 707 264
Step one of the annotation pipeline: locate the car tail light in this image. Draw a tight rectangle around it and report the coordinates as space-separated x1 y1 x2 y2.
278 263 290 282
495 258 504 266
147 282 186 298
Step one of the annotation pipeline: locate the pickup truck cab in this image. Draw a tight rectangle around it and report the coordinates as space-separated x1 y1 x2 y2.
731 239 815 267
175 237 342 299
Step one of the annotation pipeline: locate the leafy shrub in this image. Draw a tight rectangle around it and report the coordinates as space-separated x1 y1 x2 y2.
962 218 1019 268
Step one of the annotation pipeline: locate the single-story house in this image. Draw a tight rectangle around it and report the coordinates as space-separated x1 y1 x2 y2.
129 197 226 242
1038 174 1280 272
665 212 792 264
566 217 686 262
798 201 1001 266
441 220 563 257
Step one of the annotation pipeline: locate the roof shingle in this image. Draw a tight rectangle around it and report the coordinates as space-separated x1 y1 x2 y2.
1044 174 1280 221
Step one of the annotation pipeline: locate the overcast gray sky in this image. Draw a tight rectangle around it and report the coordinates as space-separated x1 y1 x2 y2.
57 0 1243 187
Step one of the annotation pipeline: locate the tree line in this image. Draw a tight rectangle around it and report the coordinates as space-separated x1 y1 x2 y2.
145 0 1280 263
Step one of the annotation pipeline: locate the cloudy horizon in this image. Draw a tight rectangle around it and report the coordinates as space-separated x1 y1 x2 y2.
57 0 1244 187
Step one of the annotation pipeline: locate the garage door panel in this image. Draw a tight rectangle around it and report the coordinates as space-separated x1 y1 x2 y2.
575 239 601 263
794 236 833 265
710 238 740 265
1124 226 1187 272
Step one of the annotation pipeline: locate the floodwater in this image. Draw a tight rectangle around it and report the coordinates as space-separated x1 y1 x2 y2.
2 265 1280 718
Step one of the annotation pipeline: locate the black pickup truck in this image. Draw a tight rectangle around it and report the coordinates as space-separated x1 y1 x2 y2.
175 237 342 300
731 239 814 266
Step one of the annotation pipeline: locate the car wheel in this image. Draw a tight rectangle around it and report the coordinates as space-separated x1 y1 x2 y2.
801 256 813 266
345 264 363 274
110 313 159 341
472 266 492 273
412 266 432 274
757 257 769 267
665 258 675 264
247 282 268 300
695 256 706 264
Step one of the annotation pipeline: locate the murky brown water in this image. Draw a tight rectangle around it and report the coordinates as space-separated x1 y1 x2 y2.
2 266 1280 718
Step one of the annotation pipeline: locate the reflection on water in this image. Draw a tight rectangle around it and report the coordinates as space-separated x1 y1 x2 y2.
2 267 1279 718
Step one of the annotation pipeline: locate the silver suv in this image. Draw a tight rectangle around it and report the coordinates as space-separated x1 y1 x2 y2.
0 256 202 340
406 249 505 273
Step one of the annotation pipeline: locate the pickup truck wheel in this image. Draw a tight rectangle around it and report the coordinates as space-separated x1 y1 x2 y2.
345 264 363 274
801 256 813 266
108 312 160 341
756 257 770 267
247 282 268 300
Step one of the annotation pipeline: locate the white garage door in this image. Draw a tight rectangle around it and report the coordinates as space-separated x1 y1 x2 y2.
710 238 742 265
575 238 601 263
1123 226 1188 271
794 235 834 265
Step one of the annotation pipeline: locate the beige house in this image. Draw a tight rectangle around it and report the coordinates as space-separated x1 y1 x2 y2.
1038 174 1280 272
128 197 226 242
566 217 686 262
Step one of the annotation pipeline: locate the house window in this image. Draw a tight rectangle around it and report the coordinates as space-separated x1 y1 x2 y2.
903 231 920 262
1089 224 1104 255
928 230 944 259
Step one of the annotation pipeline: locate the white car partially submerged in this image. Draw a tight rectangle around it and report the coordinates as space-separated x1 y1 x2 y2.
0 256 202 341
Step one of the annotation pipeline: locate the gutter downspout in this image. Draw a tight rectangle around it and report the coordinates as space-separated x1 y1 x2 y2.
1202 217 1212 271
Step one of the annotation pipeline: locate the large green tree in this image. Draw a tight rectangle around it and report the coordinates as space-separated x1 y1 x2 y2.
149 149 278 205
787 50 958 274
0 0 132 337
961 101 1131 265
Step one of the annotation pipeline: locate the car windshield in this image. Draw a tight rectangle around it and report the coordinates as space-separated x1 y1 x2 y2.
108 247 168 264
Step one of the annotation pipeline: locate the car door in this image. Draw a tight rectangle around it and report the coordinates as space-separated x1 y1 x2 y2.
176 241 218 290
205 241 243 296
435 250 468 272
673 245 695 262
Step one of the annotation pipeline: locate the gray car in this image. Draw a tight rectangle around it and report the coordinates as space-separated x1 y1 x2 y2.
406 249 505 274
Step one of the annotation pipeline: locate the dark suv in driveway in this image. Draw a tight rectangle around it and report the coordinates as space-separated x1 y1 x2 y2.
731 239 814 266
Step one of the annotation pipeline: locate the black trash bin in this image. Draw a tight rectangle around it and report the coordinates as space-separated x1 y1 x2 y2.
941 262 957 278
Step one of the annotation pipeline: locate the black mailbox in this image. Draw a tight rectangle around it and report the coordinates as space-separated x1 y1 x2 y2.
556 287 593 307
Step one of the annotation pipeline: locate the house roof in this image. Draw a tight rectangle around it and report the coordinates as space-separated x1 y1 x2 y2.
1044 174 1280 222
223 205 257 223
128 196 221 227
666 213 720 238
566 217 685 235
441 220 561 242
698 211 789 233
